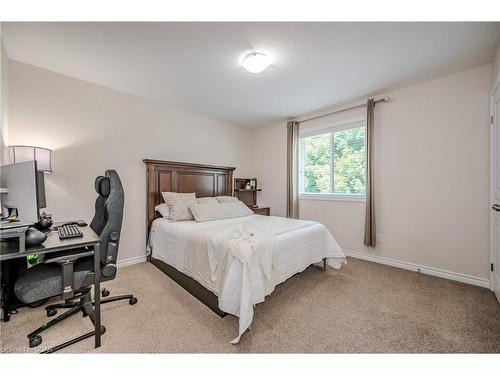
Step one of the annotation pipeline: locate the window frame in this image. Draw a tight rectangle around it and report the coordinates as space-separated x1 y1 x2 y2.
298 116 367 202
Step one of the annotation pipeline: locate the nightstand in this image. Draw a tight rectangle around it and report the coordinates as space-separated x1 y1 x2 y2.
251 206 270 216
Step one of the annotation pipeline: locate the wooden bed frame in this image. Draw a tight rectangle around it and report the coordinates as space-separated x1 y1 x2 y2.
143 159 327 319
143 159 235 317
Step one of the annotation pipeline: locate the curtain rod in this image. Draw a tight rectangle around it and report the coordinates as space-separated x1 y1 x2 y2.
298 96 390 124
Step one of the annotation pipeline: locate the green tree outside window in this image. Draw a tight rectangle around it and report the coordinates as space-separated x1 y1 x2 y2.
299 125 365 195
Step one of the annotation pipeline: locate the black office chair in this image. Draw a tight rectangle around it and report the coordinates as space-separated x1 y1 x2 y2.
14 170 137 349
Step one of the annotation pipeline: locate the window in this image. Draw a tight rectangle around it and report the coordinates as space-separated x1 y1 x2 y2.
298 120 366 200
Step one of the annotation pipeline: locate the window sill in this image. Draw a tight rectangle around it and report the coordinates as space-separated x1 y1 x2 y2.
299 193 366 203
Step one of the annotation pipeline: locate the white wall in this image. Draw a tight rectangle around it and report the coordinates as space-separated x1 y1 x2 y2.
0 26 9 165
6 60 254 262
254 64 492 280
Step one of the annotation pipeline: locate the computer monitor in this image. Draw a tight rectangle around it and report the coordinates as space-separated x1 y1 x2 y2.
0 160 40 223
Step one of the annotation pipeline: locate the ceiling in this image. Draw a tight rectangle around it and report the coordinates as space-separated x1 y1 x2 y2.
2 22 499 128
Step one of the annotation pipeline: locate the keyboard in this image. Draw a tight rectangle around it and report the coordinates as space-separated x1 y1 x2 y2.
57 224 83 240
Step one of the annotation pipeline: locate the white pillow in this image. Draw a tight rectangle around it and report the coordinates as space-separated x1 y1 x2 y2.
189 201 253 222
155 203 170 218
162 192 197 222
215 196 238 203
196 197 219 204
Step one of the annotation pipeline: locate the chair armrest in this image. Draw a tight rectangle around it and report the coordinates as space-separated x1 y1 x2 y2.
44 250 95 264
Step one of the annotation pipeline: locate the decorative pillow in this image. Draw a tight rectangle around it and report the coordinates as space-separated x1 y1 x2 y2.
162 191 196 203
196 197 219 204
162 192 197 222
215 196 238 203
189 201 253 222
155 203 170 218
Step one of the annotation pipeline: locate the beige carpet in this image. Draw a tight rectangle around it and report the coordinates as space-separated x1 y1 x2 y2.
1 257 499 353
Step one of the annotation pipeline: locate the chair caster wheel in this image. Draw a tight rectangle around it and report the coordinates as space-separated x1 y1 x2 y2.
129 297 138 305
29 335 42 348
101 289 110 297
46 308 57 317
100 325 106 335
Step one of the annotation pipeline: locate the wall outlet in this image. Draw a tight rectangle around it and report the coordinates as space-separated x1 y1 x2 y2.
376 233 382 243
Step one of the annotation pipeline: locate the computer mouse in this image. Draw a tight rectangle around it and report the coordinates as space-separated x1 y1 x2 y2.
25 227 47 247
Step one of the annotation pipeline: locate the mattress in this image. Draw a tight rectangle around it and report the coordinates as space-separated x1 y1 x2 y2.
149 214 344 296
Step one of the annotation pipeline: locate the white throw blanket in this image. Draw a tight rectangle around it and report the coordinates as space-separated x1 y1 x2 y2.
209 222 277 343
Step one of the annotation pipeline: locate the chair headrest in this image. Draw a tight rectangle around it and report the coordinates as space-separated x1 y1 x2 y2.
95 176 111 198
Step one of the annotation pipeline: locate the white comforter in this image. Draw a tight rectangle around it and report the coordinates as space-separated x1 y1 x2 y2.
148 215 346 343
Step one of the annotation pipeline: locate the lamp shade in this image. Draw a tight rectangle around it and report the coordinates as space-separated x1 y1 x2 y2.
11 145 53 173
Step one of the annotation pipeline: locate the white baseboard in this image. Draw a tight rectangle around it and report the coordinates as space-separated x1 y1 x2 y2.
115 251 490 288
116 254 148 268
343 249 490 289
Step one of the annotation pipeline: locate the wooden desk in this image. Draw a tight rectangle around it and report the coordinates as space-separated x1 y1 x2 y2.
0 225 102 351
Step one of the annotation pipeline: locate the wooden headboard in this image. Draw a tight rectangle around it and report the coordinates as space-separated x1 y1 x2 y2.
143 159 235 232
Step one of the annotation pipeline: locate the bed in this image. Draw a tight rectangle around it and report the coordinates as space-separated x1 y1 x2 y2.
143 159 346 342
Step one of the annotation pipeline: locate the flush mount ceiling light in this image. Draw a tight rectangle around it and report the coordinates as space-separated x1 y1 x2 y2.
241 52 270 73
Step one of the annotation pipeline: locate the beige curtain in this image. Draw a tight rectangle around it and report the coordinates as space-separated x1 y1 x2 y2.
286 120 299 219
364 99 376 246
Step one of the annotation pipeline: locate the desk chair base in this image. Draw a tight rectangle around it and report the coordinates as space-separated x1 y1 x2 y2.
28 288 137 352
28 287 105 351
44 288 137 317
